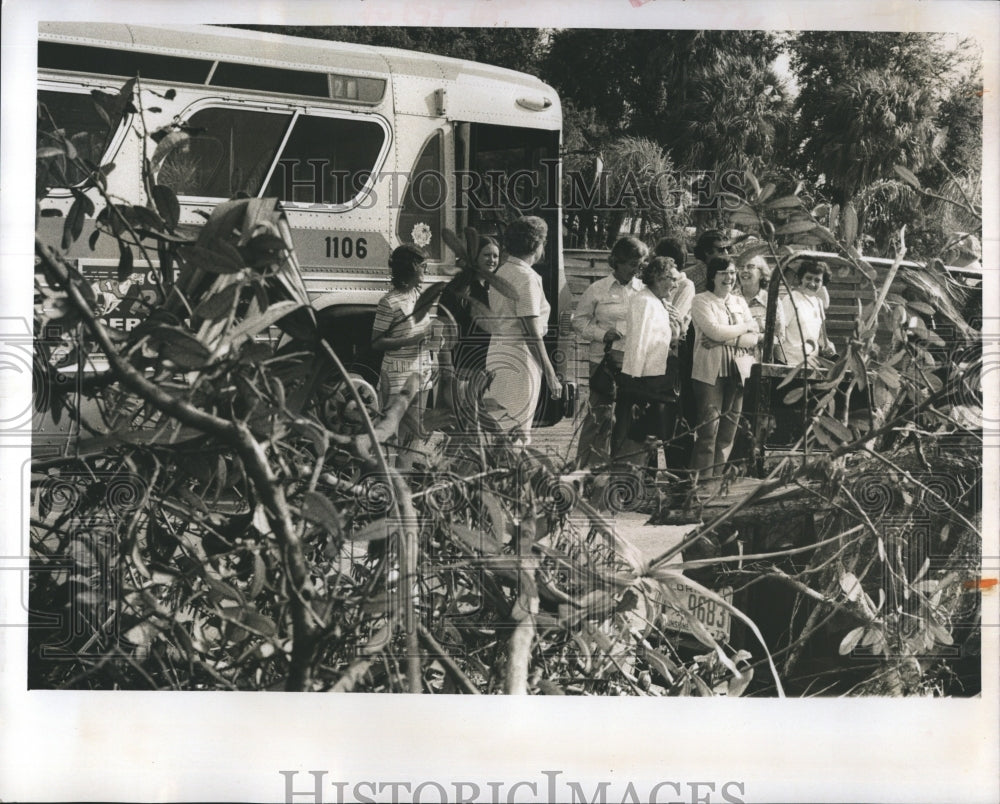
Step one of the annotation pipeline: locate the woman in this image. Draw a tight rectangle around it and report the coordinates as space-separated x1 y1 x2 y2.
781 258 835 367
614 256 682 470
570 235 647 469
439 236 501 401
737 254 786 363
484 216 562 445
690 257 761 478
371 244 439 450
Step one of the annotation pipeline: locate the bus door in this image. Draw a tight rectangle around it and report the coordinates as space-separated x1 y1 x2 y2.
455 122 567 425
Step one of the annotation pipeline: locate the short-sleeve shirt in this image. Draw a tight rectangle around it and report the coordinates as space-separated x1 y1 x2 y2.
487 256 550 339
372 286 434 395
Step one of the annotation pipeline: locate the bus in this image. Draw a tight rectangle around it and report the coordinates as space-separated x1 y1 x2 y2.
35 22 573 447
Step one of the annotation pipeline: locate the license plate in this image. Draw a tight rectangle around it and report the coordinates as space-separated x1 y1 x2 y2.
661 582 733 642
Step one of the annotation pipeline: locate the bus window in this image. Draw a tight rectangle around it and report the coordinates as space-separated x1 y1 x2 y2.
263 114 386 206
396 130 444 260
38 89 125 188
158 106 292 198
159 105 387 207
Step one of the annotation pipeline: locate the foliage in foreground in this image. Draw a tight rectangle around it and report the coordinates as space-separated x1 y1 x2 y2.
29 79 983 695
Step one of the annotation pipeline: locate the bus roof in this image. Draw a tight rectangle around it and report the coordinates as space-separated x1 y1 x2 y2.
38 22 560 125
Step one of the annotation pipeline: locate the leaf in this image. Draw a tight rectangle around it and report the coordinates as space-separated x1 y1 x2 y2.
876 365 901 390
906 300 936 316
117 244 134 282
766 195 805 210
194 281 241 321
411 281 447 323
536 679 565 695
816 415 853 443
62 197 86 250
37 146 66 160
301 491 343 535
88 228 101 251
247 551 267 600
757 183 775 204
182 244 245 275
441 227 468 263
151 130 189 168
893 164 921 189
347 517 393 542
776 364 802 390
774 219 818 236
838 626 866 655
151 184 180 229
239 609 277 637
451 523 502 555
644 648 678 684
839 572 863 602
727 666 754 697
154 326 211 369
841 202 859 246
782 386 805 405
928 622 954 646
692 674 715 696
203 576 246 606
729 210 761 228
360 624 392 656
811 425 835 449
478 490 513 546
744 169 760 197
221 300 301 349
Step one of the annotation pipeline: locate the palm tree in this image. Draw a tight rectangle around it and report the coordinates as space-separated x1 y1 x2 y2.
802 70 939 205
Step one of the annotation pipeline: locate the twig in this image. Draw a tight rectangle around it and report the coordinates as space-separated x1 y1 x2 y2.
417 623 481 694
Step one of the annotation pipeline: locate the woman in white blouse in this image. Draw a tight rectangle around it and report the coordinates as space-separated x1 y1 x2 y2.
690 257 761 478
613 256 682 463
484 216 562 445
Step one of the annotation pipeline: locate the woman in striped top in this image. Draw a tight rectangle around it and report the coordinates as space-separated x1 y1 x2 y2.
689 257 761 478
371 245 439 450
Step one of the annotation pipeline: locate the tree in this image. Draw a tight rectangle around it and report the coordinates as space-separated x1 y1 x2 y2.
544 29 787 163
788 32 973 205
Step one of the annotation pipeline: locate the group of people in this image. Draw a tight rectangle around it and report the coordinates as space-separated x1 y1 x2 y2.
572 228 837 482
370 217 561 456
369 219 836 481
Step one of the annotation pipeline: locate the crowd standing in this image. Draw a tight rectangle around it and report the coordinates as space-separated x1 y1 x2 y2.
370 223 835 489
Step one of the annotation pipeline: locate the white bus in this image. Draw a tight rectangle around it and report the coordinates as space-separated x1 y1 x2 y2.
36 22 572 429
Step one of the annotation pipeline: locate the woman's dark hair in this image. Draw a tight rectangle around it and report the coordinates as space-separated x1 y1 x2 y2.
654 236 686 270
705 256 735 292
475 236 500 264
388 244 426 289
795 258 831 284
641 256 676 287
504 216 548 257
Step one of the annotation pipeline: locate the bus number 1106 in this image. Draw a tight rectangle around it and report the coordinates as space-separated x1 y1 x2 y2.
325 236 367 260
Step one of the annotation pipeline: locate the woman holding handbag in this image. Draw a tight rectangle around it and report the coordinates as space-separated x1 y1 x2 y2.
689 257 761 478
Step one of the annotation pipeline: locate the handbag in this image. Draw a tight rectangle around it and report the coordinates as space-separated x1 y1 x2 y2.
589 349 619 398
